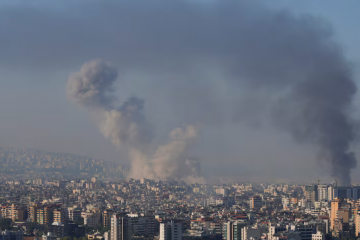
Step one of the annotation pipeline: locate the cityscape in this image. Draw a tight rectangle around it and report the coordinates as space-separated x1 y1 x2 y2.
1 1 360 240
1 177 360 240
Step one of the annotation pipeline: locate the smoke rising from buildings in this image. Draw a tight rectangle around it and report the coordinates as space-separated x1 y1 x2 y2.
67 59 203 183
60 1 358 184
150 125 204 183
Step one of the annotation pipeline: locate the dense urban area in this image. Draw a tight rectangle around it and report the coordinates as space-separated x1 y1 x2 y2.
1 158 360 240
0 148 127 181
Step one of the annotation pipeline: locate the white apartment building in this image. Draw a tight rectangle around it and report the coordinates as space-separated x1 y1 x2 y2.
160 221 182 240
111 213 131 240
216 188 229 196
68 207 81 222
282 197 290 208
328 186 333 201
312 231 324 240
317 185 328 202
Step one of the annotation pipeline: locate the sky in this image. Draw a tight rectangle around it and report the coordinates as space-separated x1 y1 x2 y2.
0 0 359 184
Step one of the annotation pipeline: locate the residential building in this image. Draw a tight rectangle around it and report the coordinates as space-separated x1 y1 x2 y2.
160 220 182 240
311 231 324 240
0 230 23 240
53 209 66 224
330 199 341 230
223 221 247 240
305 185 318 202
103 210 114 227
110 213 131 240
355 210 360 237
317 185 328 202
250 196 262 209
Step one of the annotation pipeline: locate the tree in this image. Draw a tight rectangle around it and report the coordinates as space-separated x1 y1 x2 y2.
27 222 38 234
0 218 12 230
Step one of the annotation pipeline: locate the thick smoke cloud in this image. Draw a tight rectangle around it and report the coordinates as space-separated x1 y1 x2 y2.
100 97 152 148
67 59 204 183
52 0 358 184
151 125 204 183
67 60 118 109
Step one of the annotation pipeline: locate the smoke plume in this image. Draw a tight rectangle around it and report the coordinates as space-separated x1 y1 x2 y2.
67 60 118 109
60 1 358 185
150 125 204 183
67 59 204 183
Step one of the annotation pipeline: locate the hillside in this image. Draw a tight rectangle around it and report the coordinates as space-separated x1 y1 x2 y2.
0 147 127 180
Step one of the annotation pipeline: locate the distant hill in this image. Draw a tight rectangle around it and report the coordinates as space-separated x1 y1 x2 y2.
0 147 127 180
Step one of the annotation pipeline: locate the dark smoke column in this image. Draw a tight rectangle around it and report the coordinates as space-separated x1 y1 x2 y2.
294 72 356 186
274 59 357 186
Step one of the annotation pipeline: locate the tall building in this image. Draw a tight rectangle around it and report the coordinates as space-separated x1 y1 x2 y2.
111 213 131 240
84 213 100 227
160 220 182 240
144 212 159 236
103 209 114 227
268 223 287 240
294 223 317 240
37 205 55 225
352 187 360 200
9 204 26 221
223 221 247 240
68 207 82 223
331 186 360 200
53 209 66 224
317 185 328 202
355 210 360 237
328 185 334 201
250 196 262 209
330 199 341 230
127 214 147 236
29 205 39 223
305 185 318 202
333 187 351 199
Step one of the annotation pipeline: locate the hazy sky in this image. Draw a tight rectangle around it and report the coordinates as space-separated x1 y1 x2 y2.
0 0 359 183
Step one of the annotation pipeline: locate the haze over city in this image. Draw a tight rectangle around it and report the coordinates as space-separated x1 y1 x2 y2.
3 2 360 240
1 0 360 184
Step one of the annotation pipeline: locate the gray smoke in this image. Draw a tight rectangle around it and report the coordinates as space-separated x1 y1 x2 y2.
273 72 356 186
100 97 153 148
67 59 118 109
67 59 203 182
67 59 151 147
150 125 204 183
57 0 358 185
